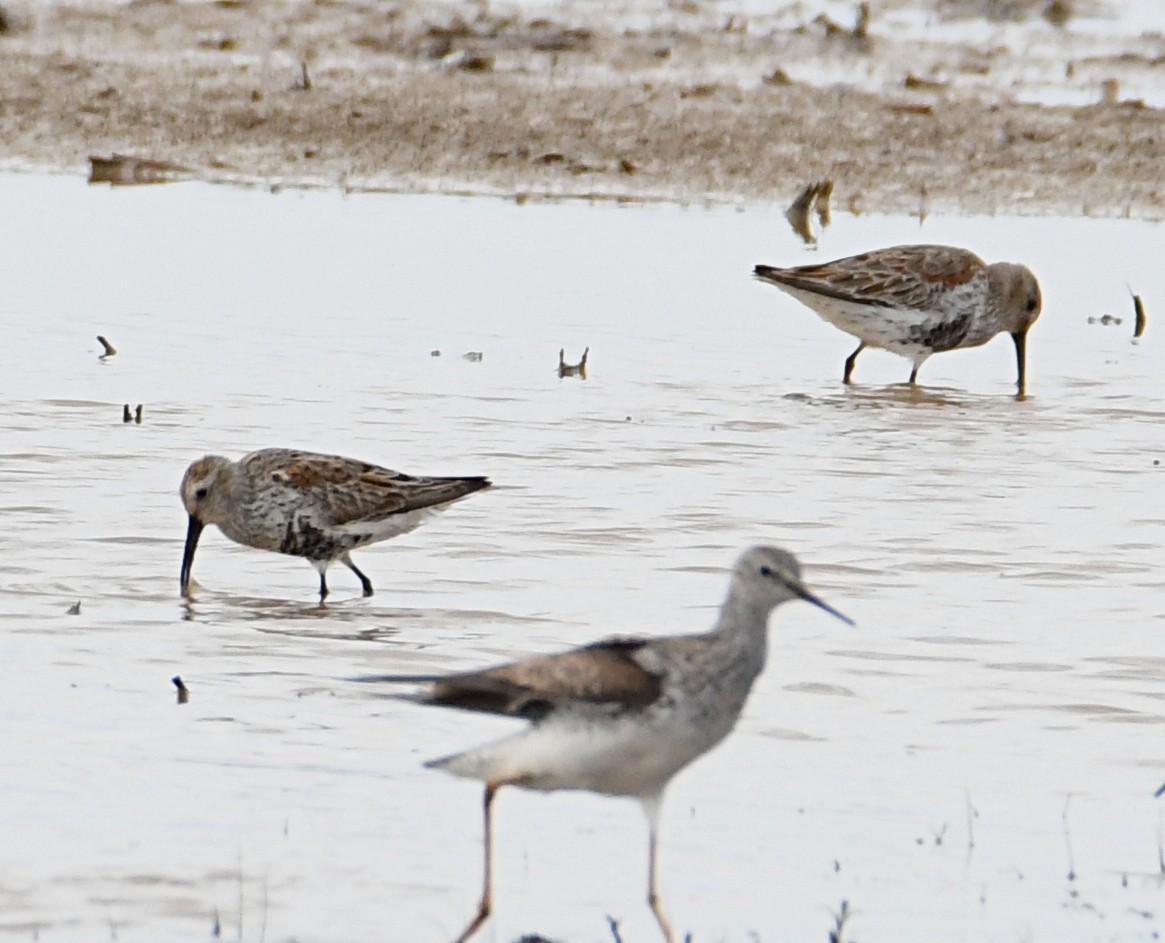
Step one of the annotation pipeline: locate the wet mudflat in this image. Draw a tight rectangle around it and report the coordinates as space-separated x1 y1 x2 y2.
2 0 1164 216
0 171 1162 942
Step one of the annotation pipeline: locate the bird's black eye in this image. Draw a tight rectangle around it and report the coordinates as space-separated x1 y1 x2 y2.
194 487 209 500
759 565 773 577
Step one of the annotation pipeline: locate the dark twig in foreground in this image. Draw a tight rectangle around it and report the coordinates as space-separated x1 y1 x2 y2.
829 899 854 943
965 789 979 861
1063 795 1077 885
605 915 624 943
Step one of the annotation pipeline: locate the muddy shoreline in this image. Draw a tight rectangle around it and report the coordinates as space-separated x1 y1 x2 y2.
1 0 1162 216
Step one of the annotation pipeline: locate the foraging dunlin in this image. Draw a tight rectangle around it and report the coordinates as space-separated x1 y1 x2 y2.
754 244 1042 393
362 546 851 942
179 449 490 600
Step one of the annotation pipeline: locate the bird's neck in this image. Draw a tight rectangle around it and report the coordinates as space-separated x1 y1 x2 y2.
709 592 772 668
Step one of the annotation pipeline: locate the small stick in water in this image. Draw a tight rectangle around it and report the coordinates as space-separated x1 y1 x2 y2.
67 601 82 615
98 335 118 357
134 404 144 424
1132 290 1147 338
557 346 589 378
172 676 190 704
122 404 133 423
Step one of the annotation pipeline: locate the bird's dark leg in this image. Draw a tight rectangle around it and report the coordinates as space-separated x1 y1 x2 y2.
318 572 329 601
453 784 498 943
909 364 920 385
341 555 374 597
843 342 866 384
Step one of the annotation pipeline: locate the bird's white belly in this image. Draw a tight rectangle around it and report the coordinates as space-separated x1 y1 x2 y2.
339 506 445 546
779 285 948 358
429 713 715 798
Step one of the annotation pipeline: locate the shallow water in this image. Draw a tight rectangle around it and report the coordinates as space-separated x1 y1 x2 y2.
1 172 1163 942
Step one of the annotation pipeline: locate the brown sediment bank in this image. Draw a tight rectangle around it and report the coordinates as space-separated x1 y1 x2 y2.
0 0 1161 216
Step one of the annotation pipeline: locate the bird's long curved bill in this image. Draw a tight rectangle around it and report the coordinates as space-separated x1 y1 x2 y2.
179 516 203 596
795 584 854 626
1012 330 1027 395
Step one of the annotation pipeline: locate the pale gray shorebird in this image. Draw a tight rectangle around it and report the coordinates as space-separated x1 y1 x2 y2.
179 448 490 600
753 244 1042 393
361 546 851 943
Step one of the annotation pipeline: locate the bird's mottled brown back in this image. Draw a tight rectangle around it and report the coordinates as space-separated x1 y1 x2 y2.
244 449 489 527
757 244 987 313
428 638 663 718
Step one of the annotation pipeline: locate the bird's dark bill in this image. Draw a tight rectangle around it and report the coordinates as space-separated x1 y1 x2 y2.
1012 330 1027 393
797 585 854 626
179 516 204 595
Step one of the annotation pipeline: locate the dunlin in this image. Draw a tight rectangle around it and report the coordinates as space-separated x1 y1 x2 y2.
754 244 1042 393
362 546 851 943
179 448 490 600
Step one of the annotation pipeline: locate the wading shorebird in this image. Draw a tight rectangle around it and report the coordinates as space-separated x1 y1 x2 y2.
361 546 851 943
753 244 1042 393
179 449 490 600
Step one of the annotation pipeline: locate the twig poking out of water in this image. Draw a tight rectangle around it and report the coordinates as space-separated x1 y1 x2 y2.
134 404 143 424
122 404 132 423
1131 290 1147 338
605 915 624 943
558 346 588 379
211 909 221 938
932 823 948 847
786 182 820 244
98 335 117 357
172 675 189 705
1156 782 1165 799
815 178 834 228
965 790 979 860
295 58 312 91
1062 795 1077 884
67 600 81 615
853 3 870 43
829 899 853 943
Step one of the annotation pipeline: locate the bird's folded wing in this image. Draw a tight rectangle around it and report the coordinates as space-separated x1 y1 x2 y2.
423 638 664 719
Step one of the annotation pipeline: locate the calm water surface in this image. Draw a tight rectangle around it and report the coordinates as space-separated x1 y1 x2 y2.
1 173 1162 942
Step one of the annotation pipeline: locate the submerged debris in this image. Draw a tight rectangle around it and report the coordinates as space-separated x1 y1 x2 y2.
463 351 484 362
89 154 191 186
97 335 118 358
66 600 82 615
1086 313 1122 326
557 346 589 379
172 675 189 705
